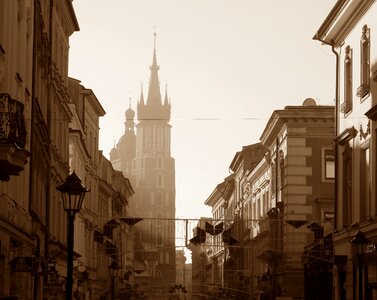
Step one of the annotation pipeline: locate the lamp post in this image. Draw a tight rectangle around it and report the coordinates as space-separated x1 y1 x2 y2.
351 230 369 300
258 273 270 300
57 172 89 300
109 260 120 300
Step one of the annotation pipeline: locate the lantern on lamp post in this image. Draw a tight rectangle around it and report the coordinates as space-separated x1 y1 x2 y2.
258 273 270 300
57 172 89 300
351 230 370 300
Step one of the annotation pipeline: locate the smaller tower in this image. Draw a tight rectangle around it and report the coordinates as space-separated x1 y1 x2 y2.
125 98 136 133
115 99 136 176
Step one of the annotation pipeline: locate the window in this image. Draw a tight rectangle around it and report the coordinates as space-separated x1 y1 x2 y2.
157 231 162 246
157 155 163 168
323 148 335 180
342 46 352 114
157 173 163 187
159 252 164 264
157 192 162 206
165 252 170 264
270 163 276 196
357 25 370 99
360 143 371 219
342 144 353 225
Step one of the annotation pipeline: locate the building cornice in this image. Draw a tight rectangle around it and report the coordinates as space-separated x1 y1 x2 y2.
334 126 358 145
260 106 334 146
365 103 377 120
313 0 375 46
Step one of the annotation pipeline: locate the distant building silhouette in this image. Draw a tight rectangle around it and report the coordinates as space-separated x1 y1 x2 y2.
110 34 176 297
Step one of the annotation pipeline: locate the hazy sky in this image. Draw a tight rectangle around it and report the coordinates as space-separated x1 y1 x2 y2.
69 0 336 219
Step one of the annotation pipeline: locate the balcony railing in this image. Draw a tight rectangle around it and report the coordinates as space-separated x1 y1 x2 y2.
0 93 29 181
0 93 27 147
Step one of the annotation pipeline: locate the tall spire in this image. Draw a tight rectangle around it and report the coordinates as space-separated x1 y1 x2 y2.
139 83 145 106
147 32 162 107
138 33 171 122
164 82 169 106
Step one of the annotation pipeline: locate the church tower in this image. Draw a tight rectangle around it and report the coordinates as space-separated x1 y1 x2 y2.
110 99 136 175
111 34 176 295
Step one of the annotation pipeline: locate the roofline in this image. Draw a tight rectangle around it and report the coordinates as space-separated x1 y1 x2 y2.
68 0 80 31
312 0 346 42
260 105 334 146
313 0 375 45
82 88 106 116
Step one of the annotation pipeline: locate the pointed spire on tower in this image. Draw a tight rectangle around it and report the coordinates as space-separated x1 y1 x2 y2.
164 82 169 106
147 32 162 107
139 83 145 106
126 97 135 118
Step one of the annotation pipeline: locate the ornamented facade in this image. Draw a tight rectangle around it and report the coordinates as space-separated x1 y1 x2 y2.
201 100 335 300
314 1 377 299
0 2 136 299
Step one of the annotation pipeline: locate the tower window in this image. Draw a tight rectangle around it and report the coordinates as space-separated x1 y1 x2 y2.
157 155 163 168
157 173 163 187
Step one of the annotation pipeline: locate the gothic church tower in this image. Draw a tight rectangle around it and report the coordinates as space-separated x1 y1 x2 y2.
110 34 176 294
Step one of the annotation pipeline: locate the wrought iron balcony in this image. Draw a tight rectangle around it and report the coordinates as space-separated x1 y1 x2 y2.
0 93 29 181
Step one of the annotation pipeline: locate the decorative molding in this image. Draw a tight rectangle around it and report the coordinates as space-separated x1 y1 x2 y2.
341 100 352 114
356 83 369 98
361 24 370 44
242 183 250 200
260 179 270 190
26 7 32 39
17 0 24 21
334 127 358 145
365 104 377 120
359 120 370 140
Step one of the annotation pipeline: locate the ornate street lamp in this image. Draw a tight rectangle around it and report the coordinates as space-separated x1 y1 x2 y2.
258 273 270 300
57 172 89 300
258 273 269 290
109 260 120 300
351 230 370 300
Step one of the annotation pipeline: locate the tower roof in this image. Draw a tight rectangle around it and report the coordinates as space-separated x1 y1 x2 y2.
138 33 171 121
125 98 135 119
146 33 162 107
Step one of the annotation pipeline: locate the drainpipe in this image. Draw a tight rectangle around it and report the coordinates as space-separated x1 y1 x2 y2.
312 37 340 231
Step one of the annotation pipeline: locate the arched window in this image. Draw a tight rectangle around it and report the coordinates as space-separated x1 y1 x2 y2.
157 155 163 169
157 173 163 187
157 192 162 206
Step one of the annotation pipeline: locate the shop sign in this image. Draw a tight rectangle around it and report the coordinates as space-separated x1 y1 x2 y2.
10 256 35 272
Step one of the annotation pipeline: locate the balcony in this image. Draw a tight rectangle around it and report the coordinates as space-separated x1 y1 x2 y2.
0 93 29 181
